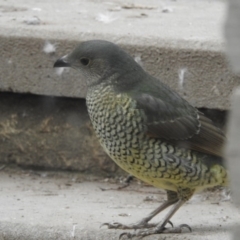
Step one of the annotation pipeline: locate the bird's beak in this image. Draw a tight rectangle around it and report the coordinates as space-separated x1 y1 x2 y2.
53 55 71 68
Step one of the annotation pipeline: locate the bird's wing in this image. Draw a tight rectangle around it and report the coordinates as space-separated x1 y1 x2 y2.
130 77 225 157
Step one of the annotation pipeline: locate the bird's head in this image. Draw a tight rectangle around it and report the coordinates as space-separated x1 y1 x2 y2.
53 40 143 89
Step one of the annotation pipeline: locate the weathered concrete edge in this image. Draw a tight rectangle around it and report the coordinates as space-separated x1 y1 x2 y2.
2 27 237 110
0 26 225 52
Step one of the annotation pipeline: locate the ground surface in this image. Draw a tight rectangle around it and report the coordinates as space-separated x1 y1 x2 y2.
0 166 239 240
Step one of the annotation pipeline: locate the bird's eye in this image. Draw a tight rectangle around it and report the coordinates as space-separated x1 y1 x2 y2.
80 57 90 66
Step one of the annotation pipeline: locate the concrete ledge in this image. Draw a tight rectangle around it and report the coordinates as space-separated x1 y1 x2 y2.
0 0 239 109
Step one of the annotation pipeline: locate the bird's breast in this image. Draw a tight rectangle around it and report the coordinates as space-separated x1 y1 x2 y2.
86 86 146 147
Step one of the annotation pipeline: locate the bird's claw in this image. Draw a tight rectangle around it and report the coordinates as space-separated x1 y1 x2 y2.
160 223 191 233
118 223 191 239
167 220 174 228
100 221 158 230
179 224 192 232
100 222 124 229
119 231 135 240
101 220 174 231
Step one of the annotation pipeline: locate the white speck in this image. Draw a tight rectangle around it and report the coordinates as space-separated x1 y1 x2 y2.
221 216 229 222
24 16 41 25
162 7 173 13
41 172 48 178
220 188 231 202
211 85 220 96
55 68 65 76
32 8 42 11
43 41 56 54
134 55 143 67
118 213 131 217
178 68 187 89
95 13 117 23
71 224 77 238
8 59 12 64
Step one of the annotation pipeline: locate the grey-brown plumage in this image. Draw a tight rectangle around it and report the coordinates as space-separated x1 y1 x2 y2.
54 40 227 238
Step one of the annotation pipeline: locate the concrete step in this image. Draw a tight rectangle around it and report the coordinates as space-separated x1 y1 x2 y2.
0 0 239 109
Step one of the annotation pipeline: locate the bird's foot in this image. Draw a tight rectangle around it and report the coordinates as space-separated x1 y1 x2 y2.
101 220 157 230
119 224 191 239
101 220 173 230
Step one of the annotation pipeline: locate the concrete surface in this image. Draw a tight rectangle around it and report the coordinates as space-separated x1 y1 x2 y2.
225 1 240 239
225 88 240 240
0 0 240 109
225 0 240 74
0 166 239 240
226 89 240 214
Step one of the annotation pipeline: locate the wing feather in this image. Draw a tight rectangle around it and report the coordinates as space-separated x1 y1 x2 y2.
130 76 225 157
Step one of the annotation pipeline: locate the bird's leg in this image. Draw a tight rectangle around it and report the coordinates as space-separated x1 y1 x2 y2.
119 188 194 239
101 190 178 230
